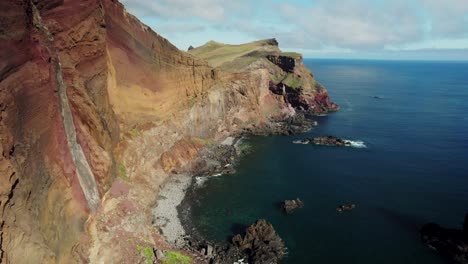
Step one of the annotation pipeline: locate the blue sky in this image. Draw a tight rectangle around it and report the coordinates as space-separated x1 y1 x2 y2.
122 0 468 60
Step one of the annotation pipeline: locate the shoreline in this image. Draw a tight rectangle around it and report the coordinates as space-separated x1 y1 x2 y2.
152 136 243 248
152 174 192 247
151 116 319 256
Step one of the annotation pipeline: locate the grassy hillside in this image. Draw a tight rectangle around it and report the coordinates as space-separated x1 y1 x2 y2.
189 38 285 70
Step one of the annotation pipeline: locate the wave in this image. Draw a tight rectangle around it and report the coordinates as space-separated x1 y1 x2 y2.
292 140 308 144
195 176 207 187
344 140 367 148
195 172 224 187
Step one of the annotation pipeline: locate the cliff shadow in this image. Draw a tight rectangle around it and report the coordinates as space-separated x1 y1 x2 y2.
227 223 249 242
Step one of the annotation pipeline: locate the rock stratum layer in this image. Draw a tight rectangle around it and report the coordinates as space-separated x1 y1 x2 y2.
0 0 338 263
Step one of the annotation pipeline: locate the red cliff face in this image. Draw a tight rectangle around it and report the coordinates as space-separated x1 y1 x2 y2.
0 0 338 263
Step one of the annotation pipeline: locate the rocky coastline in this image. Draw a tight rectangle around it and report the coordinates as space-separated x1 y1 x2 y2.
153 117 321 263
0 0 341 262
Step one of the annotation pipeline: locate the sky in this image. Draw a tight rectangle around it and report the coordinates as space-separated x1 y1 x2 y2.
121 0 468 60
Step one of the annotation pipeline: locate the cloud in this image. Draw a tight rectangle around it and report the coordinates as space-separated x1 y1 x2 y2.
121 0 227 21
277 0 425 49
120 0 468 59
421 0 468 38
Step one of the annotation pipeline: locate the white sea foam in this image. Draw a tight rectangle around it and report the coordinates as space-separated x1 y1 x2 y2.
195 173 223 187
344 140 367 148
195 176 207 186
292 140 308 144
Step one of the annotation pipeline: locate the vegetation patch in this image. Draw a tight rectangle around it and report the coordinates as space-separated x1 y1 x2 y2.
117 162 130 182
136 245 155 264
270 73 286 83
193 137 216 147
283 73 303 88
130 127 140 138
189 39 280 68
281 51 302 59
163 251 192 264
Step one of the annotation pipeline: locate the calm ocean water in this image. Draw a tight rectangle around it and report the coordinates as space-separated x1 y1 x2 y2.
190 59 468 263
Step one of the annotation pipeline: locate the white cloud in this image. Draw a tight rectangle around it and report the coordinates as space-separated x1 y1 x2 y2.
120 0 468 58
277 0 424 49
421 0 468 38
121 0 227 21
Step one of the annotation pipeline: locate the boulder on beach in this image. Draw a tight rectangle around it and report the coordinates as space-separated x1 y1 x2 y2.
336 204 356 212
281 198 304 214
420 213 468 264
232 219 286 264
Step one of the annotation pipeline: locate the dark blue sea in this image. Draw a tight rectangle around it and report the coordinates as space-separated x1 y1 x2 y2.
190 59 468 263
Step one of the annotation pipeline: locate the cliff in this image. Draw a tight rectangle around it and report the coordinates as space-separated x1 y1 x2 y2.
189 39 339 114
0 0 338 263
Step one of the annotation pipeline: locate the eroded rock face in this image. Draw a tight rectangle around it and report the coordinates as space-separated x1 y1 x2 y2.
232 219 286 264
421 214 468 264
267 55 296 73
0 0 337 263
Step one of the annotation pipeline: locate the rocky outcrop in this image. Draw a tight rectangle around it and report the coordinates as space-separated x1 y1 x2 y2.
421 214 468 264
266 55 297 73
336 204 356 212
232 219 286 264
281 198 304 214
295 136 351 146
189 38 339 115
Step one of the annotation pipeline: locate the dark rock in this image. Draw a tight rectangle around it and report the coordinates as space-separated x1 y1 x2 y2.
313 136 350 146
232 219 286 264
190 144 238 176
336 204 356 212
421 214 468 264
188 45 194 51
295 136 351 147
281 198 304 214
266 55 297 73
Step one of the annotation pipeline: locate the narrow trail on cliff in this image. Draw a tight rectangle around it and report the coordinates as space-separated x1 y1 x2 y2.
31 2 101 212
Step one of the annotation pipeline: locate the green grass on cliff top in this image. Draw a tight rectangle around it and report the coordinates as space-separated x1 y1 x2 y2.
189 39 281 68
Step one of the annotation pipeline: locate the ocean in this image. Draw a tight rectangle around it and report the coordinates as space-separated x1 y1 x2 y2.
189 59 468 263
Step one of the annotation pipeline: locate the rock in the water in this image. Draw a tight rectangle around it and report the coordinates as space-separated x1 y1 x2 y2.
294 136 351 146
421 214 468 264
336 204 356 212
188 45 194 51
312 136 351 146
281 198 304 214
232 219 286 264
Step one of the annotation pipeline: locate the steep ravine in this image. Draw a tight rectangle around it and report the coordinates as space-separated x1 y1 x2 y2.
31 2 101 212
